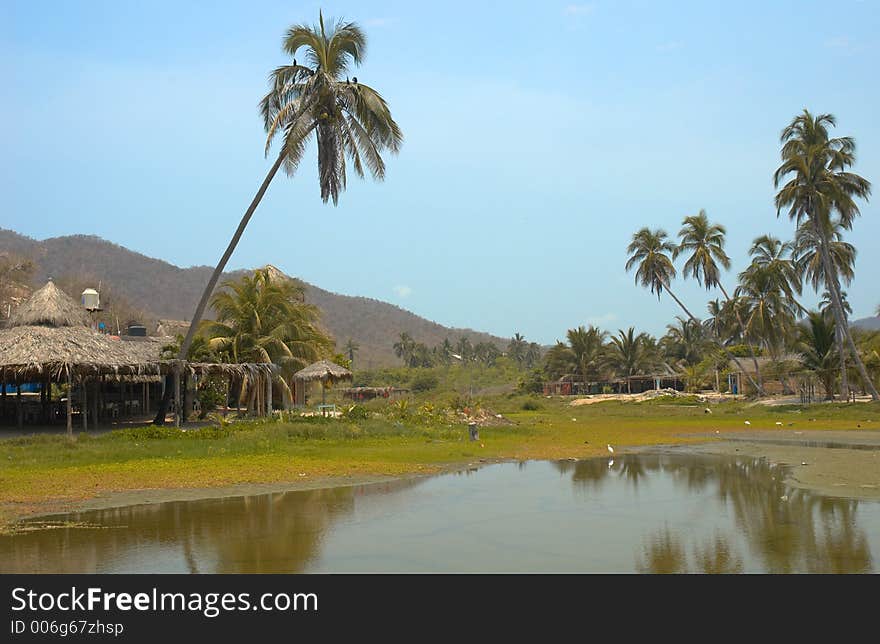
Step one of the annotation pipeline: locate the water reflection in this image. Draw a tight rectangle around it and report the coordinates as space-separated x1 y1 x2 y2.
0 479 424 573
552 453 874 573
1 454 876 573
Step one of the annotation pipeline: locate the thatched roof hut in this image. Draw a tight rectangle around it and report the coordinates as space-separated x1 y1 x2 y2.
0 281 282 432
294 360 352 384
292 360 352 407
0 280 159 380
0 281 277 382
8 280 89 328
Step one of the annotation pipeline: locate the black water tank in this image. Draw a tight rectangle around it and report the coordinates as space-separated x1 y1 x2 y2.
127 325 147 336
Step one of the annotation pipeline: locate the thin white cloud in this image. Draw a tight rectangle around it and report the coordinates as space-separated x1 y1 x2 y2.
585 312 618 326
564 4 595 16
393 285 413 298
656 41 684 53
824 36 871 54
825 36 852 49
365 17 395 28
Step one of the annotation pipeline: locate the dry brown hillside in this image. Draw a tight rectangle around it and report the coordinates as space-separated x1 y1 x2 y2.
0 229 507 367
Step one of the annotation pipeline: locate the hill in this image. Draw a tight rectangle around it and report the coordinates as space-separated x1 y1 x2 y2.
853 316 880 331
0 229 508 367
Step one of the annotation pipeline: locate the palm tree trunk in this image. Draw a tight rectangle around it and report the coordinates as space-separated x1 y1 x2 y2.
817 233 879 400
177 152 286 362
837 324 848 400
663 281 763 396
718 284 764 393
153 374 173 425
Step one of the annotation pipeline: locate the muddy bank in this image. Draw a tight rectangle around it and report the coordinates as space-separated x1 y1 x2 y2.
651 430 880 500
6 430 880 528
3 458 510 527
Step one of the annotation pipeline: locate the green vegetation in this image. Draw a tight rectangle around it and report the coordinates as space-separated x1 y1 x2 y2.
3 394 879 529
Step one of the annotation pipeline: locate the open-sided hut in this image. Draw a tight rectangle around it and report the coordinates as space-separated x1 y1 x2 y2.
292 360 352 407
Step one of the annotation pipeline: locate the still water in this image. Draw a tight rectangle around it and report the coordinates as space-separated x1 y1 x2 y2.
1 453 877 573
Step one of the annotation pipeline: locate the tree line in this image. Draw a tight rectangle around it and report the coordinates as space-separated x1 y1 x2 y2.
624 110 878 400
390 331 542 369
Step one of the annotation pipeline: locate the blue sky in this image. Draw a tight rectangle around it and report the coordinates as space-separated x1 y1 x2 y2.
3 1 879 344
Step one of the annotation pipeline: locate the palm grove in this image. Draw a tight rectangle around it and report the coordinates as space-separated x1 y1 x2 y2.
387 111 879 401
619 110 878 401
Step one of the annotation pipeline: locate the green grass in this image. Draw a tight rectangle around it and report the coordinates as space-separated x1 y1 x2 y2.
2 394 878 528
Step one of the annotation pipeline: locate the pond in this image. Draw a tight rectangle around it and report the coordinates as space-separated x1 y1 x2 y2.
1 453 877 573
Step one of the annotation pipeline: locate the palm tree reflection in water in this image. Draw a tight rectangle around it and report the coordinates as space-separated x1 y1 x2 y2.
553 453 872 573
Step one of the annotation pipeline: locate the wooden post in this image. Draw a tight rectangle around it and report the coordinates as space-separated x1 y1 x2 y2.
16 383 22 430
91 380 98 428
145 381 150 415
43 377 51 423
174 363 181 428
81 377 88 431
66 368 72 438
266 371 272 416
256 375 262 417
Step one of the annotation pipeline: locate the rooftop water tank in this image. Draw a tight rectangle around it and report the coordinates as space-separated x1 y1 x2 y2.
82 288 100 311
127 324 147 337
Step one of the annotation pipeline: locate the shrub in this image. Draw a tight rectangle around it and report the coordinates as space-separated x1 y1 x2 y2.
521 399 542 411
341 404 371 421
517 369 545 394
410 372 439 392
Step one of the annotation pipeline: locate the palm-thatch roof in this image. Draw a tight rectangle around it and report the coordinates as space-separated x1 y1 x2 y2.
0 325 165 379
293 359 352 383
0 281 279 382
7 279 89 328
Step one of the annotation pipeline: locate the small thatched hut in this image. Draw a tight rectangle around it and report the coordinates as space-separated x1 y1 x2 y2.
293 360 352 406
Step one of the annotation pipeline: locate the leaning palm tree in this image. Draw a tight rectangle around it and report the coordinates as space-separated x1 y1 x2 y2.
676 210 763 393
794 220 856 397
177 12 402 363
626 227 760 393
773 110 877 399
675 210 731 293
